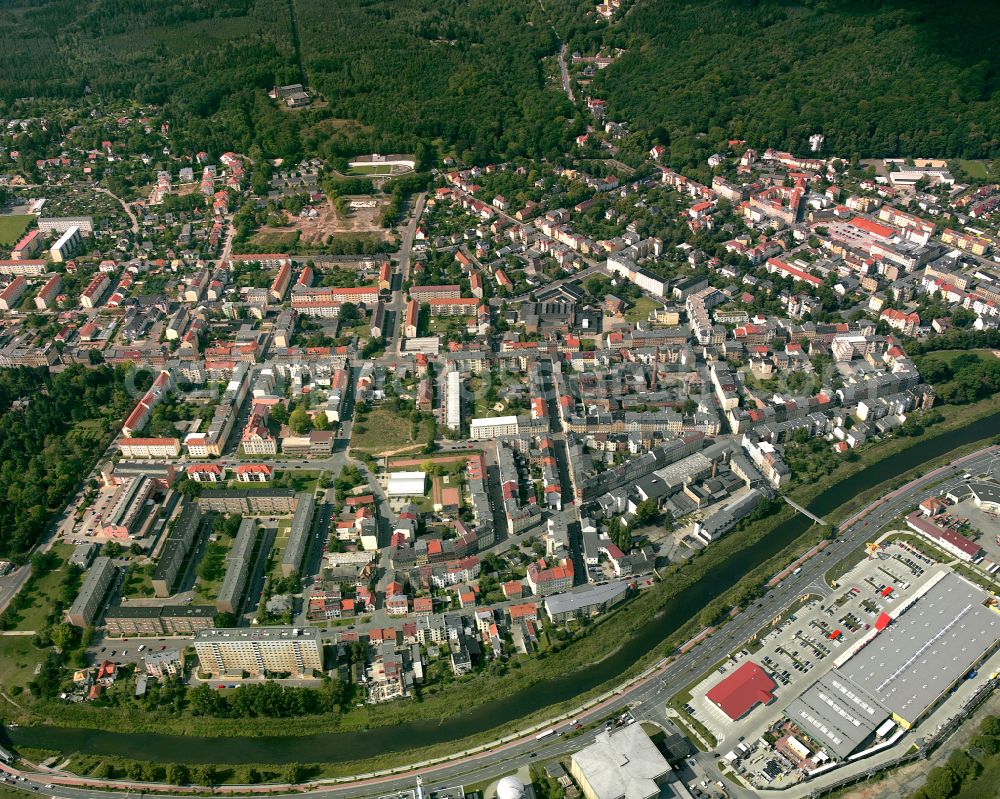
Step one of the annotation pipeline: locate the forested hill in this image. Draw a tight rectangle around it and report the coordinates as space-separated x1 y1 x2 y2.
0 0 996 163
590 0 1000 162
0 0 577 163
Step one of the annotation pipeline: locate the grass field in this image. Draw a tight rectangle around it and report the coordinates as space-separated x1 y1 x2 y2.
193 535 235 602
8 543 75 632
0 636 44 691
0 215 33 247
958 159 991 179
625 296 659 323
350 407 433 455
266 521 291 582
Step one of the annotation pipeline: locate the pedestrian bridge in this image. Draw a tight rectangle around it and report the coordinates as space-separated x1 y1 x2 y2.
783 496 828 525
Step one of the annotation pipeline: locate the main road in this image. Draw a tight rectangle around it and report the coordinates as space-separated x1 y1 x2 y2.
3 446 997 799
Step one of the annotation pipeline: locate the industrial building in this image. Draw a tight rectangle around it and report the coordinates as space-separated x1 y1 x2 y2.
836 571 1000 729
67 556 116 627
193 626 323 676
783 571 1000 764
217 517 257 613
570 724 672 799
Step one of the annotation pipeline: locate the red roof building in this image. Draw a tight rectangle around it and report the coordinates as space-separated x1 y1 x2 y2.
705 661 777 720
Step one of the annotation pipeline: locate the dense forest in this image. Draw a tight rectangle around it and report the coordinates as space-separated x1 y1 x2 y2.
593 0 1000 164
0 365 136 558
1 0 997 165
295 0 576 163
0 0 577 163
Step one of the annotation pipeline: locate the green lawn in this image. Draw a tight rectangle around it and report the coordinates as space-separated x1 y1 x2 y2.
0 215 33 247
0 636 45 691
958 159 990 180
194 535 236 602
9 543 75 632
625 296 659 323
350 407 433 455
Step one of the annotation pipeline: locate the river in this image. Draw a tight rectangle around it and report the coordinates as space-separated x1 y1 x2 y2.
11 411 1000 764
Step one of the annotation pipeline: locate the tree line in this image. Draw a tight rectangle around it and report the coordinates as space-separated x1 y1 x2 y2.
0 365 138 557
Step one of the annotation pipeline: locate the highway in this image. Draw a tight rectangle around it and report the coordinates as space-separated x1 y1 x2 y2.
3 446 996 799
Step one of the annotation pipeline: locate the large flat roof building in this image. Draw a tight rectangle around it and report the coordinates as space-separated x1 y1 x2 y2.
194 626 323 676
387 471 426 496
836 571 1000 728
784 673 889 760
570 724 671 799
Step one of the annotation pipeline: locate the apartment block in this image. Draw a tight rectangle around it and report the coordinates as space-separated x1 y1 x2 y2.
194 626 323 676
67 557 116 627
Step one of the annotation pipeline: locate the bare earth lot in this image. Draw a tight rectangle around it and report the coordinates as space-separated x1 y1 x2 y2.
256 198 393 247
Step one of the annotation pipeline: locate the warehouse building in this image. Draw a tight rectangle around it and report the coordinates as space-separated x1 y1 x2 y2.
67 557 116 627
217 518 257 613
836 571 1000 729
194 626 323 677
281 494 315 577
784 673 889 760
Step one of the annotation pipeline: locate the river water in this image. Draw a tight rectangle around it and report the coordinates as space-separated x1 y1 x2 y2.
11 412 999 764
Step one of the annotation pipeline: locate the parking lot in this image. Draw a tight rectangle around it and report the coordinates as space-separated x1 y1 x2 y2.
687 538 945 747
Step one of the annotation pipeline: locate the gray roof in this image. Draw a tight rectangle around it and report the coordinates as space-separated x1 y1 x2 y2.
837 572 1000 724
969 481 1000 508
545 581 630 618
571 724 669 799
217 517 257 611
784 673 888 759
281 493 315 575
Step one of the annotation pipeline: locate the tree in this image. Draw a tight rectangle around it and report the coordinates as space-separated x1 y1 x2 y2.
289 406 312 434
246 768 263 784
919 765 958 799
166 764 190 785
339 302 359 323
283 763 306 785
270 402 289 426
195 765 219 786
313 413 330 431
634 499 659 527
51 623 80 652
